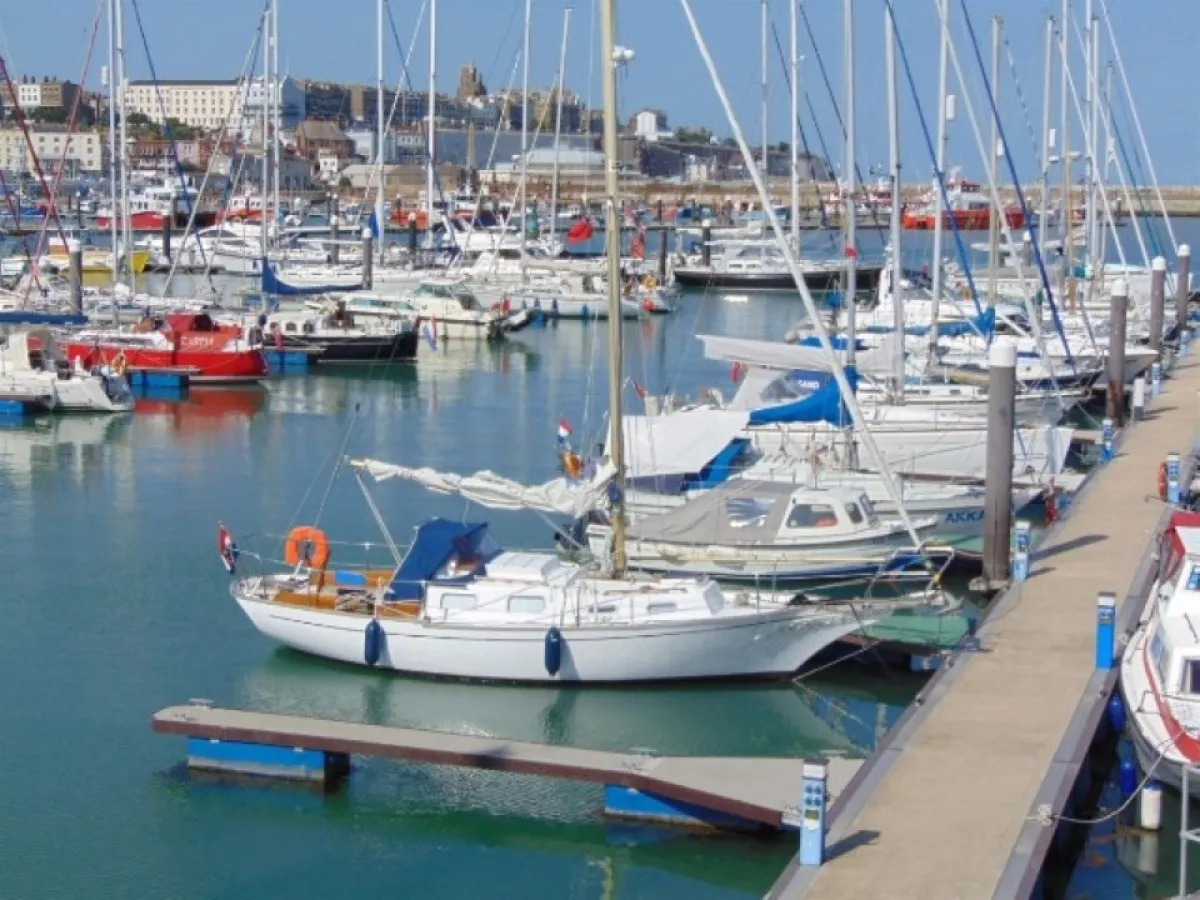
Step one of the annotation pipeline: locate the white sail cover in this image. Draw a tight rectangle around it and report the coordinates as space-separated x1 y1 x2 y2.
612 408 750 478
698 332 901 380
352 459 609 517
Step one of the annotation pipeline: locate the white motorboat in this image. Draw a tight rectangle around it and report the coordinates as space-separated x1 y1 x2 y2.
585 481 954 583
0 330 132 413
328 280 531 340
230 518 913 683
1121 511 1200 797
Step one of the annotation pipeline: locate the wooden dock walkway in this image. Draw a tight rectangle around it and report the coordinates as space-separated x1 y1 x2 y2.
772 355 1200 900
153 704 861 830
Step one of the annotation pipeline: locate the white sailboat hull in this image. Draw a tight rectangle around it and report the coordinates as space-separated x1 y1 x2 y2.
747 423 1074 480
234 594 872 683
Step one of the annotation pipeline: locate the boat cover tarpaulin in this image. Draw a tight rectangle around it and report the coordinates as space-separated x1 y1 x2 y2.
261 257 362 296
612 408 750 478
353 459 609 517
390 519 496 600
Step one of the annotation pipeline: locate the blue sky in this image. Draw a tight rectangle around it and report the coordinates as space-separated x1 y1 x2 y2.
4 0 1198 182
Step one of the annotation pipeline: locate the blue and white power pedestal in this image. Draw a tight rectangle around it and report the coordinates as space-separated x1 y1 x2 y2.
1168 452 1182 504
1151 361 1163 397
1096 591 1117 670
1012 520 1032 582
798 761 828 867
1182 329 1191 359
1101 418 1115 462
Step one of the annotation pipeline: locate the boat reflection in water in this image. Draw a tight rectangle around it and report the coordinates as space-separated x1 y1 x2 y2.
0 414 132 488
219 653 912 897
133 387 267 440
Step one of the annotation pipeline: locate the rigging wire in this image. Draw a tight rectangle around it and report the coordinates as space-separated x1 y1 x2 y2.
128 0 215 276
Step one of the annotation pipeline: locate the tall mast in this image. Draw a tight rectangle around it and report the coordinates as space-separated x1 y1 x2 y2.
843 0 856 367
426 0 436 245
272 0 280 239
106 0 119 298
760 0 769 220
376 0 385 260
985 15 1001 312
789 0 799 250
519 0 531 265
1086 0 1099 280
260 2 270 261
1038 15 1053 260
115 0 129 296
1061 0 1073 310
885 1 902 401
549 6 572 255
600 0 626 575
926 0 950 364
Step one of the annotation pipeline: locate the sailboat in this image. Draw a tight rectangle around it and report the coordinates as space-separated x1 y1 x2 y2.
225 0 934 684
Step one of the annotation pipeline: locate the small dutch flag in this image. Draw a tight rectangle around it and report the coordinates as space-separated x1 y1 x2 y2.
556 417 572 446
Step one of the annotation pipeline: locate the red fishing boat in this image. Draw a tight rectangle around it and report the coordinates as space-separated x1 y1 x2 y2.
902 176 1025 231
62 313 268 384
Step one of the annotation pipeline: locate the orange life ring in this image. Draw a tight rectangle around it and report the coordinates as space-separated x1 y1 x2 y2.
563 453 583 480
1158 462 1169 500
285 525 331 569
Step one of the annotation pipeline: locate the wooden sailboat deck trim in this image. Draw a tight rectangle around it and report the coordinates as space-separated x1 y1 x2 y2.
153 703 861 828
770 354 1200 900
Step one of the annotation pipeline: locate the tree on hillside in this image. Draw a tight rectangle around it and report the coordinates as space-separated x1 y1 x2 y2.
29 107 68 125
673 126 714 145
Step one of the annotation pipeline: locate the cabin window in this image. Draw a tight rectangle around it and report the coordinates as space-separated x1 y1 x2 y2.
845 503 864 525
787 503 839 529
507 594 546 615
589 602 617 615
437 592 477 611
1188 566 1200 591
646 601 677 616
284 322 297 333
1151 626 1170 687
1186 659 1200 696
725 497 773 529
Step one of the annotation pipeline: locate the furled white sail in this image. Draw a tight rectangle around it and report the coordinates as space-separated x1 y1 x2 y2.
352 459 609 517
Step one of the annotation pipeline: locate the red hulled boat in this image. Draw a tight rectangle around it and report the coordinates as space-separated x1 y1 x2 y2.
63 313 268 384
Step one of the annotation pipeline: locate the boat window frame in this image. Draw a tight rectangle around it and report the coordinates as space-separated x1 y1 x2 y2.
436 591 478 612
506 593 547 615
844 503 865 525
785 502 840 530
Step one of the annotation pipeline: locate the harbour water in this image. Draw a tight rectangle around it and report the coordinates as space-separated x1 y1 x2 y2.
0 214 1188 898
0 278 921 900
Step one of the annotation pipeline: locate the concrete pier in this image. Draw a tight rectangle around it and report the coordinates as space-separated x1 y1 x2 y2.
154 704 861 831
771 355 1200 900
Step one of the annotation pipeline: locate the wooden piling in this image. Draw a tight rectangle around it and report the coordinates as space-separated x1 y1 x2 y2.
1177 244 1191 334
361 229 374 290
982 340 1016 590
67 240 83 315
1107 278 1128 427
1149 256 1166 359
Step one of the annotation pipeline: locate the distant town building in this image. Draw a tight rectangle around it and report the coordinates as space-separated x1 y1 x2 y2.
1 76 87 122
244 75 305 130
628 109 673 142
294 120 354 164
0 126 102 174
124 78 243 130
484 145 605 185
299 79 352 123
457 62 487 101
